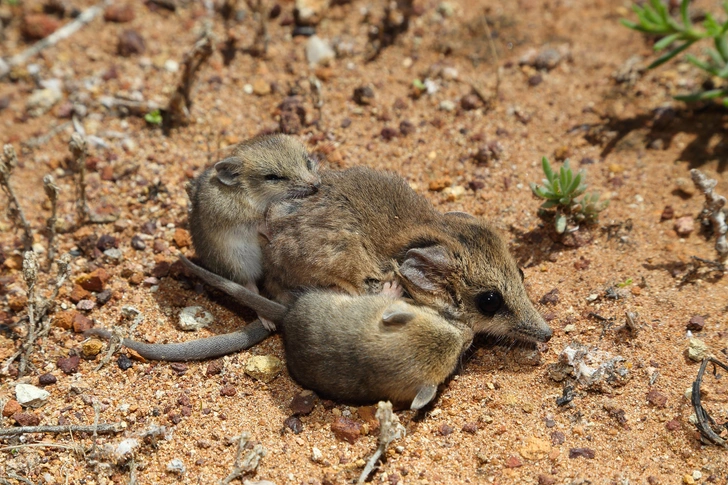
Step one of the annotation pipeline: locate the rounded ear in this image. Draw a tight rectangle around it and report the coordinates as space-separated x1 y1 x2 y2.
214 157 243 186
398 246 454 292
381 301 416 325
444 211 475 219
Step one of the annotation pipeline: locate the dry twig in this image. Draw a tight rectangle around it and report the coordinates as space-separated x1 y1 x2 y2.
164 23 215 130
0 423 124 437
220 432 266 484
358 401 406 484
691 169 727 260
69 133 89 225
43 175 60 267
692 357 728 448
0 145 33 251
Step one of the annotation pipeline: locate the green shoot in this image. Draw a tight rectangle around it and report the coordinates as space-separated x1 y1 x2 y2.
622 0 728 106
144 109 163 125
530 157 608 234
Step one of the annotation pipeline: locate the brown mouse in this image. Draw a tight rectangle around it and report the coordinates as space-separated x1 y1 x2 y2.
176 259 473 409
187 134 320 330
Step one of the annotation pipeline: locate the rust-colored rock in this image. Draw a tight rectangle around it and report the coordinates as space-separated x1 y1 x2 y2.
104 3 135 22
646 389 667 408
173 228 192 248
72 313 93 333
13 412 41 426
57 355 80 374
53 312 74 330
77 268 110 292
21 14 61 40
331 417 361 444
69 284 91 303
2 399 21 417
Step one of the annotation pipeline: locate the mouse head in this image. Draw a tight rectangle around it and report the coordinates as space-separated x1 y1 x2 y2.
396 215 552 343
214 134 321 208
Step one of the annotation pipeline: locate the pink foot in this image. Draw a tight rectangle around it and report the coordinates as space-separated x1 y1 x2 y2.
380 280 403 298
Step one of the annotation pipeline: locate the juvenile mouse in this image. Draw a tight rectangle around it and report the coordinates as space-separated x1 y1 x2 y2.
178 258 474 409
187 134 320 329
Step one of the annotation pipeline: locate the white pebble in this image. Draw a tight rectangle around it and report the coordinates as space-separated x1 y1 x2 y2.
15 383 50 408
311 447 323 463
167 458 186 474
178 306 214 331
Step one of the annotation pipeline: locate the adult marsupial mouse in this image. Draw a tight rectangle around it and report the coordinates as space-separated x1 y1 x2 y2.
187 134 320 330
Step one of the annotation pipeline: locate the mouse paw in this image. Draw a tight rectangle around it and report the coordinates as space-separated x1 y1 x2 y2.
259 316 277 332
380 280 403 298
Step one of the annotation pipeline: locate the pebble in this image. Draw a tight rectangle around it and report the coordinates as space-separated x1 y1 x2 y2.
72 313 93 333
399 120 415 136
38 373 57 386
688 338 709 361
26 87 63 117
117 354 133 370
533 48 563 70
520 436 551 460
82 339 105 359
77 268 111 292
550 431 565 445
563 324 576 333
353 86 375 106
21 14 60 40
253 78 271 96
683 475 695 485
104 248 123 263
244 355 283 383
13 412 40 426
665 419 680 431
674 216 694 237
173 228 192 248
646 389 667 408
295 0 325 25
3 400 21 417
514 348 542 366
167 458 186 474
686 315 705 331
178 306 214 331
460 94 481 111
305 36 335 66
439 100 456 111
118 29 145 57
290 391 316 415
568 447 595 459
284 416 303 434
505 455 523 468
311 446 323 463
96 290 113 306
104 3 135 23
76 299 96 311
164 59 179 73
220 384 236 396
15 383 50 408
438 424 453 436
206 359 224 376
539 288 559 305
675 177 695 196
538 475 557 485
57 355 80 374
331 417 361 443
131 235 146 250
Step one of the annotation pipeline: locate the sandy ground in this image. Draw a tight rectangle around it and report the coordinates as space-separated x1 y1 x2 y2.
1 0 728 483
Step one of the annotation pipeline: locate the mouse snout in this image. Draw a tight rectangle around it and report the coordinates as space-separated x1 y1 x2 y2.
540 325 553 342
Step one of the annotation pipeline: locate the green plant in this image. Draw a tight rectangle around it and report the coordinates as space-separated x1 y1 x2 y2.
621 0 728 105
144 109 163 125
530 157 608 234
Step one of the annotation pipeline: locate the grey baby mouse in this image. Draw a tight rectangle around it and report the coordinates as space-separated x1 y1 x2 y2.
187 134 320 330
178 258 474 409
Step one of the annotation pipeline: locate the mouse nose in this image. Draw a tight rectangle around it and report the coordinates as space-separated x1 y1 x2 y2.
540 326 553 342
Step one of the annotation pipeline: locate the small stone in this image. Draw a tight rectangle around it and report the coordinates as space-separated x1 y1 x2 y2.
666 419 680 431
117 354 133 370
53 312 74 330
21 14 61 40
77 268 110 292
72 313 93 333
57 355 80 374
311 446 323 463
674 216 694 237
381 127 398 141
290 391 316 415
686 315 705 331
220 384 236 396
538 475 557 485
460 94 481 111
550 431 565 445
253 78 271 96
514 348 542 366
104 3 135 22
399 120 416 136
143 277 159 287
96 290 113 306
461 422 478 434
438 423 453 436
646 389 667 408
178 306 214 331
505 455 523 468
173 228 192 248
439 100 456 111
528 74 543 86
164 60 179 73
26 87 62 117
533 48 563 70
97 234 118 251
77 299 96 311
661 205 675 221
340 118 352 128
278 96 306 134
82 339 105 359
152 261 171 278
131 235 146 250
305 36 335 66
353 86 375 105
3 399 21 417
539 288 559 305
244 355 283 383
15 383 50 408
104 248 123 263
205 359 223 376
520 436 551 460
170 362 188 375
118 29 145 57
568 447 595 459
294 0 324 25
38 373 57 386
563 324 576 333
284 416 303 434
331 417 361 443
167 458 186 474
688 338 709 362
683 475 695 485
13 412 40 426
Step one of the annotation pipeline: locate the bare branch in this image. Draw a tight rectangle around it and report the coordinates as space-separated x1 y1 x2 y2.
0 423 124 437
43 174 60 267
1 145 34 251
69 133 89 225
691 169 727 260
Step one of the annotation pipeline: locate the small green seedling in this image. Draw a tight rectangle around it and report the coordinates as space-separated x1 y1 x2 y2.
530 157 608 234
144 109 163 125
616 277 634 288
621 0 728 105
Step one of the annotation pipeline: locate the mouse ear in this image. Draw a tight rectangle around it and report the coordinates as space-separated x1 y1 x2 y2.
410 384 438 410
399 246 454 292
381 301 416 326
444 211 475 219
214 157 243 186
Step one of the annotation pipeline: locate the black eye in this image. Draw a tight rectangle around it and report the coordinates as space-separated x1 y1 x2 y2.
265 174 287 181
475 291 503 315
